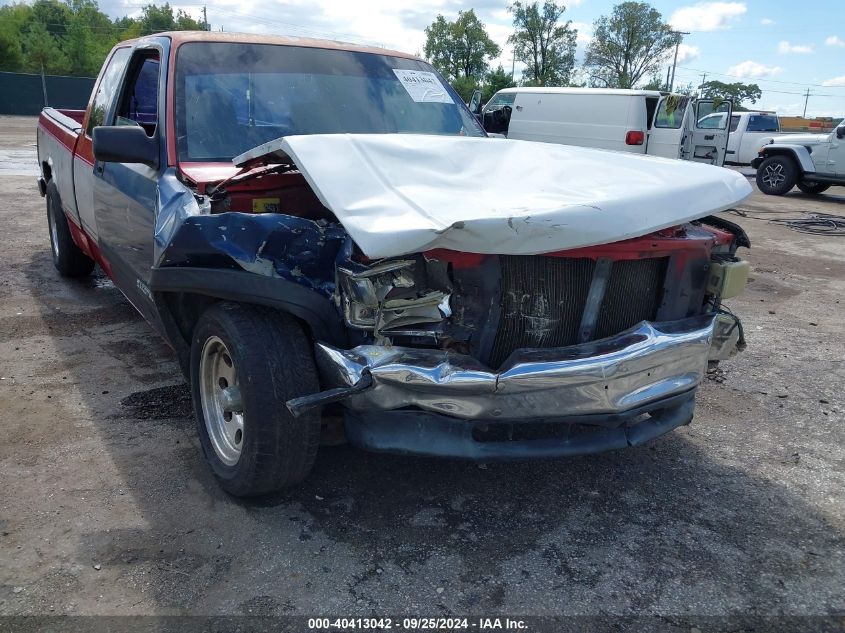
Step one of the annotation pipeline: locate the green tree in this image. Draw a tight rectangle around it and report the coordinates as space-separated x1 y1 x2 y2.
483 64 516 100
699 80 762 109
424 10 500 82
22 20 67 73
28 0 71 39
641 72 664 91
584 2 678 89
138 3 204 34
451 76 480 103
0 4 30 72
507 1 577 86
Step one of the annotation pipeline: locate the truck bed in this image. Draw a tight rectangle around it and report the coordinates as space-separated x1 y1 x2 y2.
37 107 84 224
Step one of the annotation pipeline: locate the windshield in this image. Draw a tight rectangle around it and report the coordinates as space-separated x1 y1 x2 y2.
175 42 484 162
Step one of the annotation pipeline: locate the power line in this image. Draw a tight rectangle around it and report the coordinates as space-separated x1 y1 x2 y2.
677 65 845 88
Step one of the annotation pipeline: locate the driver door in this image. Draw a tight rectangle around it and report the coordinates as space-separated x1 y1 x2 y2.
682 99 733 166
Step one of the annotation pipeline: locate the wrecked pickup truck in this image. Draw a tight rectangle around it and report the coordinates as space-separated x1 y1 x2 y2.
37 32 753 496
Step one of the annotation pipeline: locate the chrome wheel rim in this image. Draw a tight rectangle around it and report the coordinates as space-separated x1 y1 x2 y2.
199 336 244 466
762 163 785 188
47 198 59 259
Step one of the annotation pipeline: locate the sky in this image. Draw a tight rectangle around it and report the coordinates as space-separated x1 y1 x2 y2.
29 0 845 116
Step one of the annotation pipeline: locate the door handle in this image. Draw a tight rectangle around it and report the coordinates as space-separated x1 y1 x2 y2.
704 134 715 140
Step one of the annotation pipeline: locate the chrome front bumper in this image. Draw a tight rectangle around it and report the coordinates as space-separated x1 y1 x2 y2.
289 314 737 421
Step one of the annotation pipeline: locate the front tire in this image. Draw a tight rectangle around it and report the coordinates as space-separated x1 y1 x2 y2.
796 181 830 195
756 155 797 196
190 302 321 496
46 181 95 277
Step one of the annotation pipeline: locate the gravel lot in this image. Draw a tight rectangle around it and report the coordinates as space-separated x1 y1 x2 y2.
0 115 843 624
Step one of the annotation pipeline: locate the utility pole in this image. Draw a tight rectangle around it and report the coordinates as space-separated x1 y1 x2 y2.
668 31 689 93
699 72 706 97
40 62 48 107
203 5 208 31
511 47 516 82
665 66 671 91
802 88 810 117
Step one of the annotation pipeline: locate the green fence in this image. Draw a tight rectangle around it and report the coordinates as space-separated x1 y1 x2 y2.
0 71 96 116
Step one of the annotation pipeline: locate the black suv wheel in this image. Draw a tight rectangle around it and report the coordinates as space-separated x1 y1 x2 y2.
756 155 798 196
796 181 830 195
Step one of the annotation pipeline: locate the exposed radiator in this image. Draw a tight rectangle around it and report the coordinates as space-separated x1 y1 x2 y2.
488 255 668 368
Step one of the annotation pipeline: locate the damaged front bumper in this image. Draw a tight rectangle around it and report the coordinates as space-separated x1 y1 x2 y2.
288 314 740 459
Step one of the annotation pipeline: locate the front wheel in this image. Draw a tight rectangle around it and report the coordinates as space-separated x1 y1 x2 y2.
190 302 321 496
796 181 830 195
756 155 797 196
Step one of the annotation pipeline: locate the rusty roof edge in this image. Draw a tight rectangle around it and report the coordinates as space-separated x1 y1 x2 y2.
146 30 418 60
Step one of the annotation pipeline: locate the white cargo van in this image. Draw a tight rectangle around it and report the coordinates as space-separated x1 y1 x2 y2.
475 87 733 166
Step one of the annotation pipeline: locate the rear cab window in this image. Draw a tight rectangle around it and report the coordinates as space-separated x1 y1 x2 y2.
730 115 740 132
747 114 779 132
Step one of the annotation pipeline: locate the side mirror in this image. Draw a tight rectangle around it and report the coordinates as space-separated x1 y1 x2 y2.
468 89 482 115
92 125 159 167
837 126 845 139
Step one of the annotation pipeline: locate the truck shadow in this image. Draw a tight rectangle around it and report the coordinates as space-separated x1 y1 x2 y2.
18 251 845 615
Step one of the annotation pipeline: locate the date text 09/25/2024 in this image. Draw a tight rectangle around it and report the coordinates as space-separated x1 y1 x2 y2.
308 617 528 630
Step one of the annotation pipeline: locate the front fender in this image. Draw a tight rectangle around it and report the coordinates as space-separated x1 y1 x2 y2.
149 267 348 346
759 144 816 174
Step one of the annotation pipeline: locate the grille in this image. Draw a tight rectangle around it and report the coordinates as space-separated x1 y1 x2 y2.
488 256 667 368
489 256 595 368
594 257 668 340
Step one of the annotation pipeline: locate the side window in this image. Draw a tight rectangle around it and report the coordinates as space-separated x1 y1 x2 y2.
695 100 730 129
483 92 516 113
86 47 131 136
654 96 690 129
482 91 516 135
114 54 161 137
730 115 740 132
697 114 726 129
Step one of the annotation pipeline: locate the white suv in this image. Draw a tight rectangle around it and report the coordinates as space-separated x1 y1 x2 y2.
751 121 845 195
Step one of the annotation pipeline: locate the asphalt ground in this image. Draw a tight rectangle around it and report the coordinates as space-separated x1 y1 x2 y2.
0 115 843 629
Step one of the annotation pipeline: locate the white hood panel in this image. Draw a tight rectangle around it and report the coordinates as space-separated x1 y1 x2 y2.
771 133 828 145
278 134 752 259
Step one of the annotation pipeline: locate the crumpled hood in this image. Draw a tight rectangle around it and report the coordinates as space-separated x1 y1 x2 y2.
770 133 829 146
270 134 752 259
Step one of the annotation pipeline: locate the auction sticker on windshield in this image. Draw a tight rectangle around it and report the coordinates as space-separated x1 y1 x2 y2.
392 69 452 103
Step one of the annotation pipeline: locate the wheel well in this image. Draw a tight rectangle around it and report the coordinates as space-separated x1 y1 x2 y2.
158 291 317 352
762 149 801 170
42 161 52 181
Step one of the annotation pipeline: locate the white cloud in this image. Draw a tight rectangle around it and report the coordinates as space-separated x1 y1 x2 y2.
825 36 845 48
822 76 845 87
778 41 813 54
675 43 700 63
670 2 747 32
727 60 782 78
760 18 774 25
660 43 700 64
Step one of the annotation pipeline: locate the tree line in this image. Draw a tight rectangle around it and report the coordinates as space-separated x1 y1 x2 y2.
0 0 763 110
425 0 762 108
0 0 205 77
